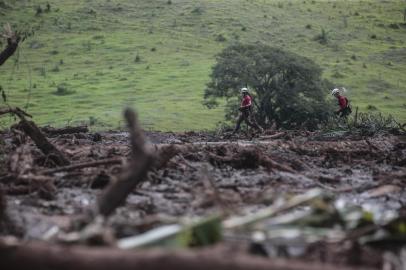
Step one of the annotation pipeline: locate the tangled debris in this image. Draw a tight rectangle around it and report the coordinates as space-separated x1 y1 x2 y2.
0 109 405 269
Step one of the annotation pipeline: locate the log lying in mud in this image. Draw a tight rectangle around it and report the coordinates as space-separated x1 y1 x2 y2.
0 190 5 221
208 148 295 173
17 119 70 166
40 158 123 175
0 107 70 167
41 126 89 136
96 109 155 217
0 241 375 270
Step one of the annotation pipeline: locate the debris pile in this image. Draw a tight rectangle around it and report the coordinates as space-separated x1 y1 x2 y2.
0 108 405 269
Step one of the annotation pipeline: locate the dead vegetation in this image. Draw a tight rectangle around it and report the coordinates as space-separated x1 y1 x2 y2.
0 106 405 269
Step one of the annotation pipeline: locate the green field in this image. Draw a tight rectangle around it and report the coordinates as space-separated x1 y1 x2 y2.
0 0 405 131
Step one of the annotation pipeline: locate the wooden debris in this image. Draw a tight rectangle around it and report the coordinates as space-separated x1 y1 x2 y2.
0 24 20 66
41 126 89 136
0 107 32 119
39 158 123 175
258 132 286 140
208 147 295 173
96 109 155 217
17 119 70 166
0 240 376 270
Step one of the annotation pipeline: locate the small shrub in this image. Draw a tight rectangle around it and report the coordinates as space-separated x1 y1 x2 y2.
370 34 377 39
332 71 345 78
363 63 367 68
191 7 203 14
351 54 357 60
87 8 96 15
322 111 403 136
241 26 247 31
89 116 97 126
51 64 60 72
49 50 59 55
354 11 359 16
40 66 46 77
45 2 51 12
59 59 64 65
135 54 141 63
54 84 75 96
277 2 283 8
388 23 400 29
83 41 92 51
313 28 329 44
35 5 43 16
305 24 312 29
150 47 156 52
366 104 378 111
167 0 172 4
215 34 227 42
0 1 12 9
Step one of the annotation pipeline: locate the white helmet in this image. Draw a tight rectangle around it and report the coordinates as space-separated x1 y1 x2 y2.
241 87 249 94
331 88 340 95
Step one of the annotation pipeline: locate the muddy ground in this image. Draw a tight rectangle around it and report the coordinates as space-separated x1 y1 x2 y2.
0 127 405 269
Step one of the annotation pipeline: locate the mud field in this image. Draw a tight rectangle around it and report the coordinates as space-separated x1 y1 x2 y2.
0 119 405 269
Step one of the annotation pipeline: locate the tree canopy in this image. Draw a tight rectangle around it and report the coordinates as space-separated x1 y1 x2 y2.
204 44 333 130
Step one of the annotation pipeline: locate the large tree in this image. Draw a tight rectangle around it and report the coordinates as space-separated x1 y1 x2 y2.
204 44 333 130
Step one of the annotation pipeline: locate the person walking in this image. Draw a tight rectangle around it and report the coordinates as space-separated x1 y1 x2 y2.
331 88 352 118
232 87 264 134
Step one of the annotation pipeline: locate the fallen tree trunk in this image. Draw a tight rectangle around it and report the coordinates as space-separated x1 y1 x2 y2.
96 109 155 217
17 119 70 166
0 241 375 270
41 126 89 136
40 158 123 175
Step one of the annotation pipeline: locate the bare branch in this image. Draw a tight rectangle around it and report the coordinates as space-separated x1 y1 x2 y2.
0 23 20 66
96 108 155 217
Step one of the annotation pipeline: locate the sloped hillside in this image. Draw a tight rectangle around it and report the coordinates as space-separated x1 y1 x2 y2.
0 0 405 130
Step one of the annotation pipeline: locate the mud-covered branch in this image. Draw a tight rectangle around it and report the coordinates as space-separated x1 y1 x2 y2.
96 109 155 217
0 107 32 119
0 241 374 270
17 119 70 166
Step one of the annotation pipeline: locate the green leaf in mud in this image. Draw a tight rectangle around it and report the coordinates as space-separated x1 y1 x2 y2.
187 215 223 247
362 211 374 223
171 215 223 248
117 215 222 249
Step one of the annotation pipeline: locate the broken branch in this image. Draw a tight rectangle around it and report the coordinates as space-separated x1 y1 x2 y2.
0 24 20 66
0 240 375 270
17 119 70 166
39 158 123 175
0 107 32 119
96 108 155 217
41 126 89 136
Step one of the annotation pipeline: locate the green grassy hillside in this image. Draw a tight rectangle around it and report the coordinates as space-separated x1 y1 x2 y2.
0 0 405 131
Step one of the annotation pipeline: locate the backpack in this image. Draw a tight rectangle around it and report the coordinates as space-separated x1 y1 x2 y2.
344 97 352 114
